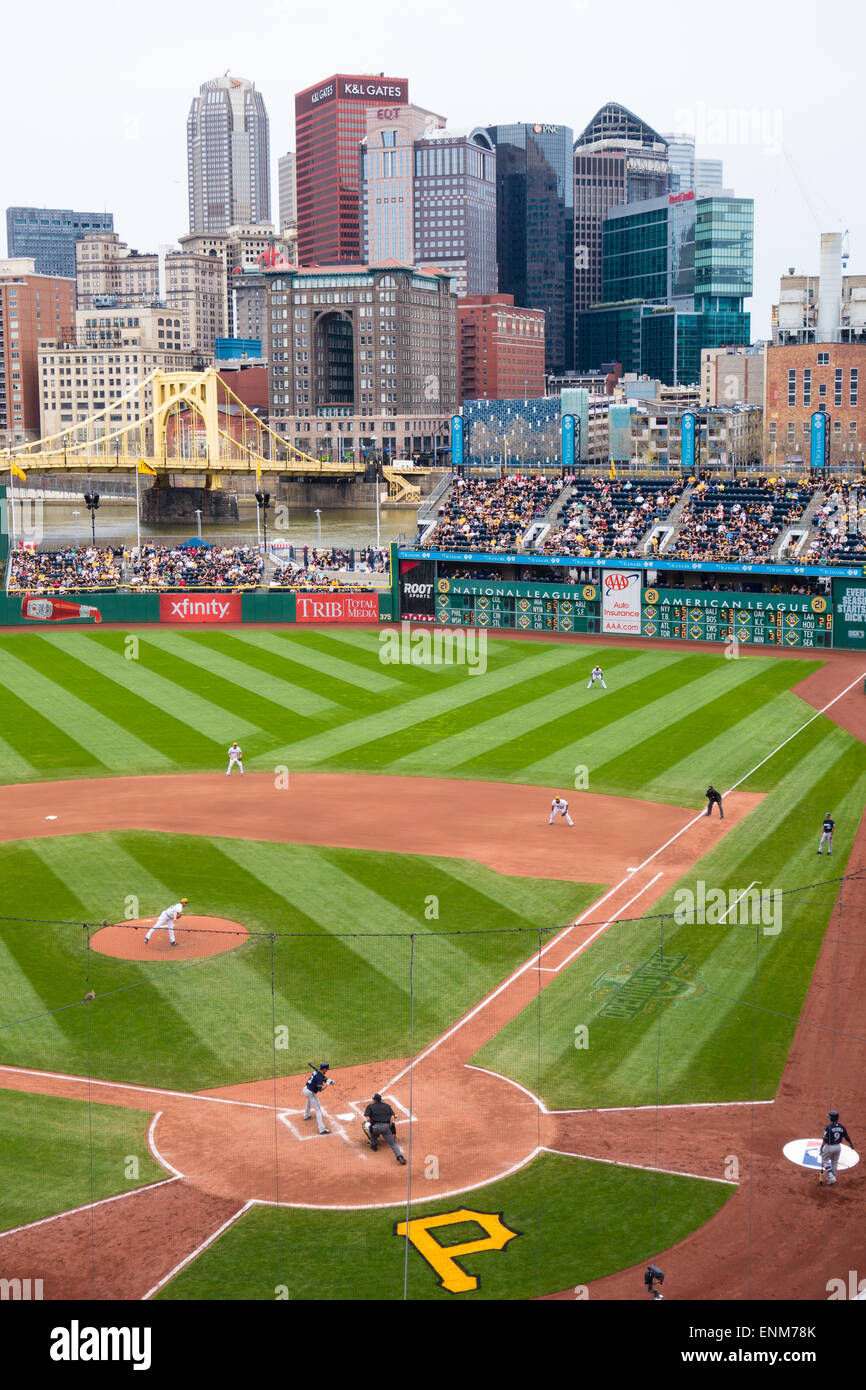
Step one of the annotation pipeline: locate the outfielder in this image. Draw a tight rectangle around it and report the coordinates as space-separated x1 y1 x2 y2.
363 1093 407 1164
226 742 244 775
549 796 574 827
817 812 834 855
587 665 607 690
303 1062 334 1135
144 898 187 946
820 1110 854 1186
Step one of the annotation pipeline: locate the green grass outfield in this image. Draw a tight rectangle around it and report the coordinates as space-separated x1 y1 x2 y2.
0 833 598 1091
0 628 824 802
153 1152 732 1301
0 1088 165 1231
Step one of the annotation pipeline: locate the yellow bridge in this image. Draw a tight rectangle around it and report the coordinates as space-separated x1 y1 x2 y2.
1 367 367 483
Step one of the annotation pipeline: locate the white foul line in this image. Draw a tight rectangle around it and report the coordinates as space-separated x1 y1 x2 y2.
717 880 759 925
384 664 866 1091
141 1201 254 1300
0 1176 180 1241
542 873 663 972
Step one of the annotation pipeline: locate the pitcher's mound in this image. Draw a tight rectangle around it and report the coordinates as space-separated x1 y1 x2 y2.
91 915 249 961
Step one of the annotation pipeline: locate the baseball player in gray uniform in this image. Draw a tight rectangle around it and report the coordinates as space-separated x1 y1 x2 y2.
820 1110 855 1186
303 1063 334 1134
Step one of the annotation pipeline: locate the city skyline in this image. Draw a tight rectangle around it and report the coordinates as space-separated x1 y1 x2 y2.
1 0 862 341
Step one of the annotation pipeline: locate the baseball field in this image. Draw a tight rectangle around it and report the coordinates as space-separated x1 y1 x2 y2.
0 624 864 1300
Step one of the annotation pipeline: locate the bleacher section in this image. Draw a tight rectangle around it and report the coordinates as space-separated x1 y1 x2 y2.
541 479 686 558
665 479 815 564
422 475 568 552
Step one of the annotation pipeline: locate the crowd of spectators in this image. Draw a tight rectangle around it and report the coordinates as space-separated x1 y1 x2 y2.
126 545 264 589
270 565 377 592
665 477 817 564
296 546 389 574
424 475 567 551
9 545 123 592
543 479 684 558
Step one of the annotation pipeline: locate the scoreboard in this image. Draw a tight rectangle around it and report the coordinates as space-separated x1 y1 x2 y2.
432 578 600 633
641 588 832 648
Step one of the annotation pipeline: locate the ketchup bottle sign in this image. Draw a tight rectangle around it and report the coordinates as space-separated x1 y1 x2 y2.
21 597 102 624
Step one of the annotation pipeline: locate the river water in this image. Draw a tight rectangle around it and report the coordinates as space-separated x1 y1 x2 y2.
11 500 417 552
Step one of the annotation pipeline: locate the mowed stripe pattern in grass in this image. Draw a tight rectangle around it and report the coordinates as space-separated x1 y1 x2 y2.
0 630 825 804
0 830 599 1093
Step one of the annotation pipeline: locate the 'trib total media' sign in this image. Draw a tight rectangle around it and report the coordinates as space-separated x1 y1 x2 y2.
295 592 380 623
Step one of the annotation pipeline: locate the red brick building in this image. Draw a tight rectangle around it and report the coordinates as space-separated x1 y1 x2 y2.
765 342 865 470
458 294 546 403
295 74 408 265
0 260 75 443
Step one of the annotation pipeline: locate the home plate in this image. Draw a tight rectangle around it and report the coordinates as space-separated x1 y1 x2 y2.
337 1112 356 1122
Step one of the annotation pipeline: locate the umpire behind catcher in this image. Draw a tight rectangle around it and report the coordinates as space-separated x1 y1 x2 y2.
364 1094 407 1165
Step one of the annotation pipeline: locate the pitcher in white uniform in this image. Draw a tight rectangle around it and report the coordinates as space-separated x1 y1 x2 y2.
144 898 187 946
549 797 574 827
587 665 607 690
226 742 244 775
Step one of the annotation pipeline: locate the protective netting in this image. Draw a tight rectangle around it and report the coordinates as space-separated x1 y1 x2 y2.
0 868 863 1302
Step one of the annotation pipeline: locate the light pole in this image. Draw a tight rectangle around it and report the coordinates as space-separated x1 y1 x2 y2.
315 508 322 547
72 510 80 542
83 492 100 546
194 508 202 541
255 491 271 552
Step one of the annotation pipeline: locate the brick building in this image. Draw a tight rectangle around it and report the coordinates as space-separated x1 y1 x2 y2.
458 295 546 402
764 342 865 470
0 258 75 444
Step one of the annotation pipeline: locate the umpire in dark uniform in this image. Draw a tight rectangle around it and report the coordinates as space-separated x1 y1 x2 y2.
364 1094 407 1164
705 785 724 819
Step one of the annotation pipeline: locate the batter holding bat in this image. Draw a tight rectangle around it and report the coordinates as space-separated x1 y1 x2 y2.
303 1062 335 1135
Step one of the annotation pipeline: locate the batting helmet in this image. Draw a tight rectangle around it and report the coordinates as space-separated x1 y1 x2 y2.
828 1110 839 1121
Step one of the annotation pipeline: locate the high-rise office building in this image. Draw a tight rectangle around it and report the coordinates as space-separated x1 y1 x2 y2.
458 294 546 401
578 191 753 385
6 208 114 280
295 73 409 265
662 133 724 192
573 103 669 367
358 108 497 297
187 75 271 234
486 121 574 372
360 104 446 266
278 153 297 232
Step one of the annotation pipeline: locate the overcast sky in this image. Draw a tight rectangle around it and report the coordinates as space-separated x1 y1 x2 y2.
3 0 863 336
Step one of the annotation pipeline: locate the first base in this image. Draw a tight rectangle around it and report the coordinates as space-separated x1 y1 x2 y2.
783 1138 860 1171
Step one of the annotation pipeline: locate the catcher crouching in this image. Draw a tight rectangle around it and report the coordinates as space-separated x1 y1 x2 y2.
363 1093 407 1165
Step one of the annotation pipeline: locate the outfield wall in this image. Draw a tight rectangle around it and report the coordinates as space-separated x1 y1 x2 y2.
0 589 395 626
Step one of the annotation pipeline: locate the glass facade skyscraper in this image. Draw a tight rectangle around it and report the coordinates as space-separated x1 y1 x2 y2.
187 76 271 235
6 208 114 279
486 122 574 373
578 192 753 384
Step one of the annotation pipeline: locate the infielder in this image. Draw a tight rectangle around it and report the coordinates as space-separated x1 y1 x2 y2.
549 796 574 827
303 1062 334 1135
820 1110 854 1186
817 812 835 855
226 742 244 775
363 1093 407 1164
587 665 607 690
144 898 187 946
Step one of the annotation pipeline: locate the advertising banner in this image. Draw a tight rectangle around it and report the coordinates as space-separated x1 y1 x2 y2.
159 594 242 624
811 411 828 469
451 415 464 469
602 570 642 634
681 412 697 472
832 578 866 648
561 415 575 471
399 558 437 618
295 592 380 624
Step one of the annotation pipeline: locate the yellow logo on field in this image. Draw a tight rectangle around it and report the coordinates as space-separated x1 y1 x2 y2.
394 1209 520 1293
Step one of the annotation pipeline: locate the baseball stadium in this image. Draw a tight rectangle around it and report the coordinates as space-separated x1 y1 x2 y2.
1 448 865 1305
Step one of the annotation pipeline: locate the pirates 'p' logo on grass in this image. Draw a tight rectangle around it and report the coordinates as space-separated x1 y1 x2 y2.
590 950 707 1020
394 1209 520 1293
